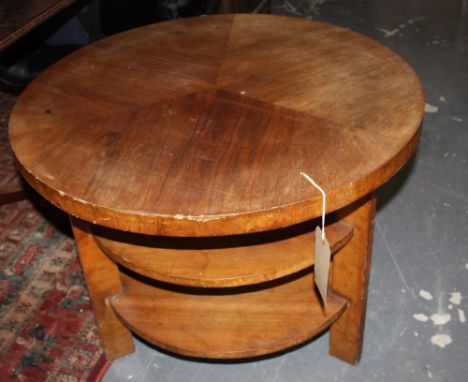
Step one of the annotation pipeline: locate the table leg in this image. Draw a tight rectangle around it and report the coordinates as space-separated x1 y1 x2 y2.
329 193 376 364
71 217 135 360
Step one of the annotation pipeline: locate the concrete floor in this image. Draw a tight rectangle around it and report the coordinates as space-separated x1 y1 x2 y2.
103 1 468 381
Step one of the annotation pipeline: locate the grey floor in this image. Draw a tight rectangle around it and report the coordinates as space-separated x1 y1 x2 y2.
103 1 468 381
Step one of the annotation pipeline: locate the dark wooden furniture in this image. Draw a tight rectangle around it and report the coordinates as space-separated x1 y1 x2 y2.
0 0 77 51
0 0 78 204
0 177 25 205
216 0 269 13
9 14 424 364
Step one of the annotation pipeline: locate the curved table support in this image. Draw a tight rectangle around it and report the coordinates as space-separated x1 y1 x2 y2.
330 193 376 364
71 218 135 360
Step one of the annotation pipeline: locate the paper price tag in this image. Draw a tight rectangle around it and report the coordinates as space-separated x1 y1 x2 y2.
300 172 330 307
315 226 331 307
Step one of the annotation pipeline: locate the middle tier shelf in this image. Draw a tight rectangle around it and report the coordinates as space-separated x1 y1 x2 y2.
93 221 354 287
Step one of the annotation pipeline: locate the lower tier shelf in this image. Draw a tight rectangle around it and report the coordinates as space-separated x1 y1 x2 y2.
111 271 348 359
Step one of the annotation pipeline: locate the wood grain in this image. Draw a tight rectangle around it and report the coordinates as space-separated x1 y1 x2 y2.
0 0 77 51
71 218 135 360
8 14 423 364
111 270 348 359
329 194 376 364
9 14 424 236
93 221 354 287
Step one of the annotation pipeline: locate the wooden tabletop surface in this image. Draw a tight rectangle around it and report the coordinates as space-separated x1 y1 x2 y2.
9 14 424 236
0 0 77 51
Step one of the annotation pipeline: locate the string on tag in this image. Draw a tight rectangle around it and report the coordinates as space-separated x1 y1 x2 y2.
300 171 326 242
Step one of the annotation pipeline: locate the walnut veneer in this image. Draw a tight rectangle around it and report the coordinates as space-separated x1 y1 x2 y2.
9 14 424 365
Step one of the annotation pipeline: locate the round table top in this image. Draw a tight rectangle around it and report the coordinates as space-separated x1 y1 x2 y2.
9 14 424 236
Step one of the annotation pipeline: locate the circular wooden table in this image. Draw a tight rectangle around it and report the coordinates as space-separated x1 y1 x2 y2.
9 14 424 364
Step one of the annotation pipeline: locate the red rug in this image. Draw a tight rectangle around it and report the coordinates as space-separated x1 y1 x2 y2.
0 90 110 381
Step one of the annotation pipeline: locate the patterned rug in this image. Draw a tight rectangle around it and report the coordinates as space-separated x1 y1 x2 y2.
0 90 110 381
